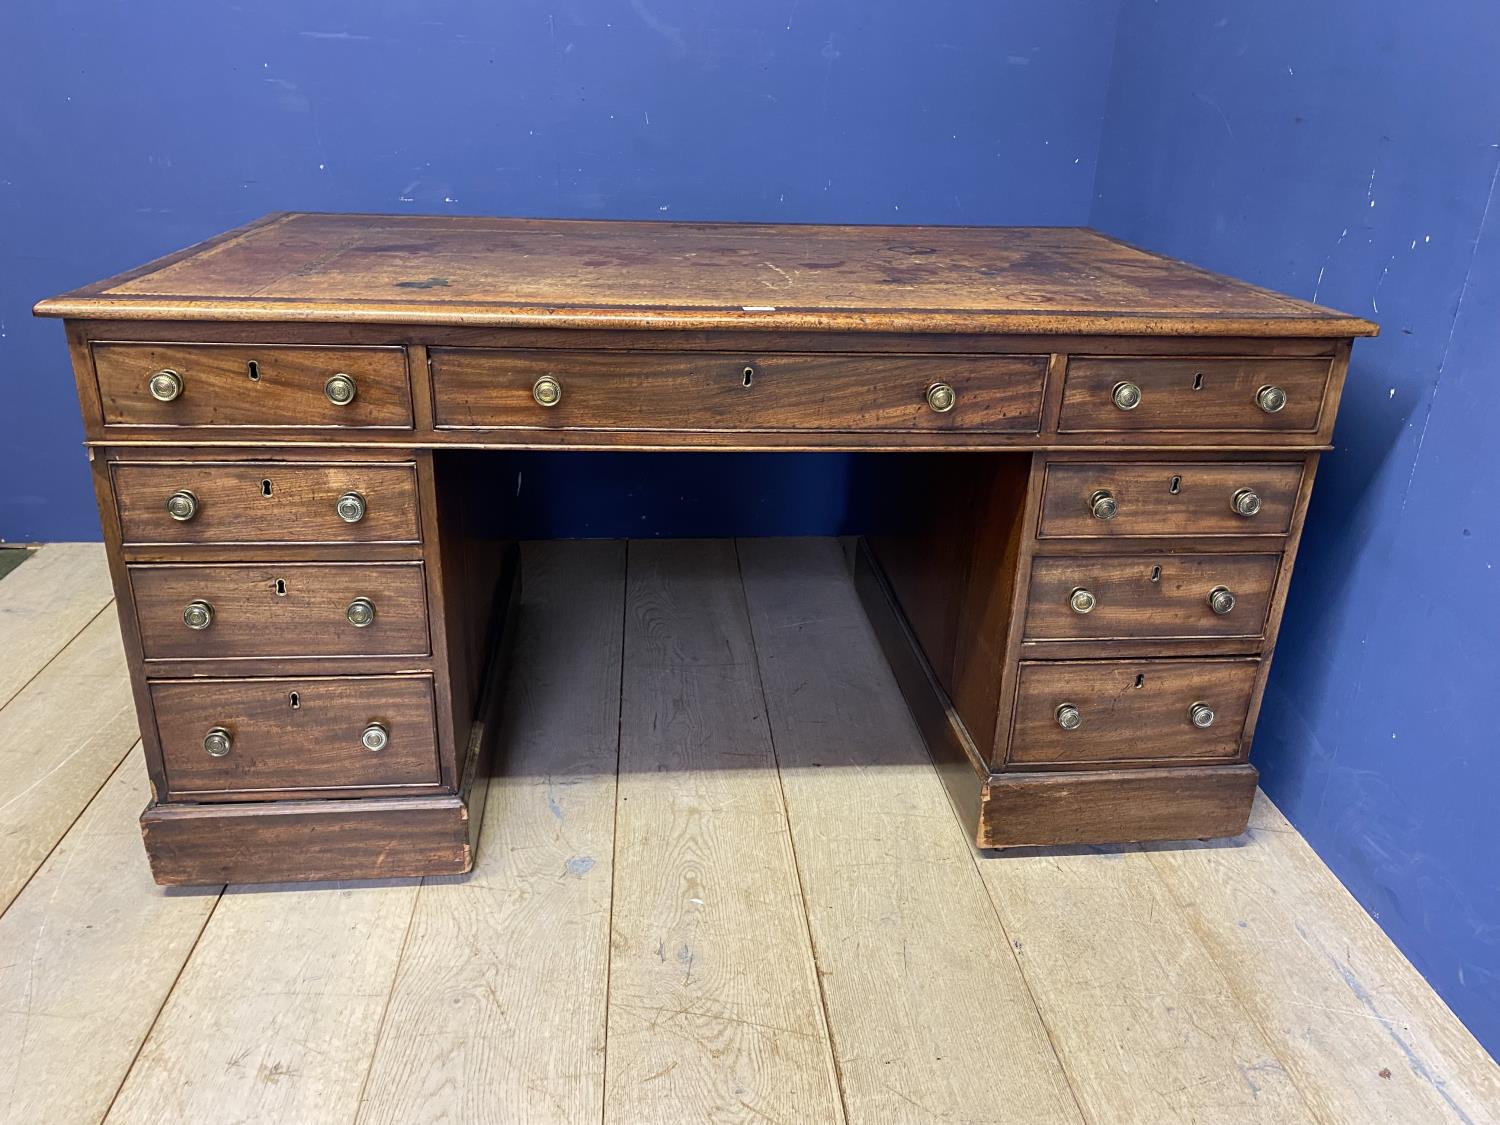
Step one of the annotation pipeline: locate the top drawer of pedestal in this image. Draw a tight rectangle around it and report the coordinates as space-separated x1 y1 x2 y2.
429 349 1047 433
92 343 413 430
1058 356 1334 435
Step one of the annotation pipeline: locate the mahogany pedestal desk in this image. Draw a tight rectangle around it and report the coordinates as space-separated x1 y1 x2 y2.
35 214 1376 886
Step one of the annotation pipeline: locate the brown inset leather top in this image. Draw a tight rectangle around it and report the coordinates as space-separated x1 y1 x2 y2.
35 212 1377 337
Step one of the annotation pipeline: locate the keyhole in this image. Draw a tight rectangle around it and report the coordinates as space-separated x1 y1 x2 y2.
289 691 300 710
260 479 273 497
247 360 261 382
1150 565 1161 583
742 366 755 388
1134 674 1145 688
274 578 287 597
1168 475 1181 495
1192 372 1204 391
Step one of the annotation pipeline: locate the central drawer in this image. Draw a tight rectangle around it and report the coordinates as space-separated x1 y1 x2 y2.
112 460 422 546
429 349 1047 433
151 674 441 799
130 562 431 660
1009 658 1259 768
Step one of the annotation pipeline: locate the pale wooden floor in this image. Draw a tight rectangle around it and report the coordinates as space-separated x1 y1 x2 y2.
1 541 1496 1125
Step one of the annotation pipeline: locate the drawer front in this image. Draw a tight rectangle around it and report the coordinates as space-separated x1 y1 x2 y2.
113 461 421 545
132 562 430 660
1023 553 1280 642
152 675 440 798
1059 356 1331 433
94 343 413 429
430 349 1046 433
1009 659 1259 767
1038 461 1304 538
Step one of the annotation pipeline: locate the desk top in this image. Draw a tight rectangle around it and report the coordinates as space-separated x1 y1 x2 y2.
36 212 1375 338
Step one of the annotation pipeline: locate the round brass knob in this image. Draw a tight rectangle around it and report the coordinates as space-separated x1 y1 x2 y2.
335 491 367 524
203 726 233 757
148 369 184 402
1230 488 1262 517
361 722 390 752
1208 586 1236 615
1256 384 1287 414
164 489 199 522
1089 490 1119 520
532 375 562 407
182 600 214 631
1055 703 1083 731
346 597 376 628
1069 587 1097 614
325 373 357 406
1189 702 1216 729
926 382 956 413
1111 381 1142 411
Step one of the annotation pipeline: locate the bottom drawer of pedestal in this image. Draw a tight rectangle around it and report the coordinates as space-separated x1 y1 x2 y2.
1008 658 1259 768
151 674 441 800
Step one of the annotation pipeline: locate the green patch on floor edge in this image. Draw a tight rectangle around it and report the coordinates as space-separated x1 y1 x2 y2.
0 547 35 581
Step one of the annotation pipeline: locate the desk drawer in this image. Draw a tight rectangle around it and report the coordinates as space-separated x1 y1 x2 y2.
152 674 440 799
1009 658 1258 767
112 461 421 546
131 562 430 660
1038 461 1304 538
1059 356 1331 433
430 349 1046 433
1023 553 1280 643
94 343 413 429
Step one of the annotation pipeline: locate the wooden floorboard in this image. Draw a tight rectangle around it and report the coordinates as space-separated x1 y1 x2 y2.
606 539 844 1123
1 538 1495 1124
0 753 218 1125
357 542 627 1125
738 537 1083 1124
0 542 115 710
0 610 139 913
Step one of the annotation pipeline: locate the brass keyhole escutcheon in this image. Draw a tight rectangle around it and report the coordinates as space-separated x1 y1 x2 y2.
533 375 563 407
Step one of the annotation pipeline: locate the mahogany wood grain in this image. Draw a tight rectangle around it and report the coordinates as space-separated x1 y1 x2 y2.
1023 552 1280 643
129 561 430 660
1059 356 1331 434
35 214 1377 338
111 460 421 545
151 674 440 800
92 342 413 430
430 348 1046 433
1038 460 1306 538
979 765 1259 848
1008 658 1260 768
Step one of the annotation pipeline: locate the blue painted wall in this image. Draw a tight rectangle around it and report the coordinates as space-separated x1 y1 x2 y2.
1092 0 1500 1054
0 0 1120 541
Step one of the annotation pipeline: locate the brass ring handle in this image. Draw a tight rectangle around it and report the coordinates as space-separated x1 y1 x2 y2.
361 722 390 752
1189 702 1216 729
1069 587 1097 614
203 726 233 757
1230 488 1262 517
1256 384 1287 413
1208 586 1236 615
148 369 184 402
533 375 563 407
335 491 367 524
1089 489 1119 520
1111 381 1142 410
1055 703 1083 730
165 489 199 522
346 597 376 628
182 600 214 631
325 373 358 406
926 382 956 413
